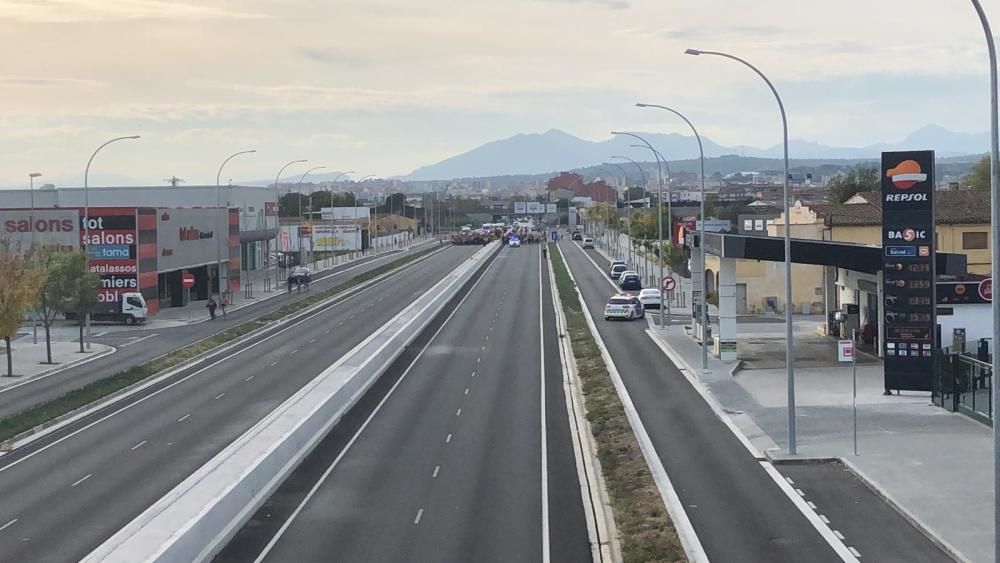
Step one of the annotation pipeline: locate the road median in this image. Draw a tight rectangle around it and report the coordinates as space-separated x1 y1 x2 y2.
548 243 685 563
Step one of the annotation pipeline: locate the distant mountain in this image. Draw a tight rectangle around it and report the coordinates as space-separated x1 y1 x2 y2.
403 125 988 181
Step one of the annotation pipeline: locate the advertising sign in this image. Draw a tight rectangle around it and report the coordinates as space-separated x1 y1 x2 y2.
881 151 936 392
526 202 545 214
838 340 854 363
312 225 362 251
545 203 557 214
980 278 993 302
1 209 80 252
320 207 371 221
156 208 224 271
83 208 138 311
514 202 527 214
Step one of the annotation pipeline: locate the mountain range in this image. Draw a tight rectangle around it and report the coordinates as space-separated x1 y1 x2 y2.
403 125 988 181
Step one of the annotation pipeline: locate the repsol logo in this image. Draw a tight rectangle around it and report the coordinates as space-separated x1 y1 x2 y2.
885 193 928 202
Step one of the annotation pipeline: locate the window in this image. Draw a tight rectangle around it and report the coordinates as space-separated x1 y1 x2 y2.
744 219 752 231
963 231 988 250
127 296 144 308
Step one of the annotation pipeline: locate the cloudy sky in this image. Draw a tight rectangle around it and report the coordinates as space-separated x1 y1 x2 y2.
0 0 995 186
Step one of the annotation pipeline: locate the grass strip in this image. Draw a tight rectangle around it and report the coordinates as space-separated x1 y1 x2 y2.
0 246 440 443
549 243 684 563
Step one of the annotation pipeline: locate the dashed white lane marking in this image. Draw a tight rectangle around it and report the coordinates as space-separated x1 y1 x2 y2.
432 466 440 478
464 388 469 396
481 345 485 350
270 361 278 367
820 514 830 524
290 349 298 355
309 339 316 343
414 508 424 524
71 474 92 487
131 440 147 451
834 530 845 540
471 371 476 377
215 393 226 400
848 547 861 558
350 314 357 319
456 408 462 417
0 519 17 532
245 375 254 382
476 357 481 363
445 434 452 443
785 477 795 485
795 488 806 497
485 335 489 340
325 329 331 334
807 501 817 509
177 414 191 422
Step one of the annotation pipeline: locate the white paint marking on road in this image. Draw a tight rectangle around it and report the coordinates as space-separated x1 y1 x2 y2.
481 345 485 350
269 361 278 367
446 433 453 443
120 333 159 348
0 519 17 532
71 473 92 487
309 339 316 343
834 530 845 540
130 440 147 451
414 508 424 524
807 501 817 510
476 357 481 363
485 335 489 340
350 314 357 319
785 477 795 485
464 388 469 396
215 393 226 400
177 414 191 422
820 514 830 524
432 466 440 478
470 371 476 378
538 246 550 563
325 329 331 334
245 375 254 382
455 408 462 417
248 251 501 563
290 349 298 355
796 488 806 497
849 547 861 558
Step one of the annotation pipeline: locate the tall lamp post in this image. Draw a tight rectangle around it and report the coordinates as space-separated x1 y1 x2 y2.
273 159 307 287
968 2 1000 559
216 149 256 301
685 47 796 454
636 102 709 367
29 172 42 344
84 135 140 350
608 162 632 258
325 171 355 262
297 165 327 267
612 155 646 271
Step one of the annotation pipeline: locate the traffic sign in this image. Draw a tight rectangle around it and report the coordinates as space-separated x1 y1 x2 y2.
838 340 854 363
661 276 677 292
182 273 196 288
980 278 993 302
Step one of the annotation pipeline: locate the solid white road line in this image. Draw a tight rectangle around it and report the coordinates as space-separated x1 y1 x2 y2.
0 518 17 531
131 440 147 451
414 508 424 525
119 334 159 348
177 414 191 422
432 466 440 478
249 250 500 563
71 474 92 487
446 434 452 444
539 246 550 563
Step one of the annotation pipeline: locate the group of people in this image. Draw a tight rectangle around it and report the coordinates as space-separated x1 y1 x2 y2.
205 293 229 320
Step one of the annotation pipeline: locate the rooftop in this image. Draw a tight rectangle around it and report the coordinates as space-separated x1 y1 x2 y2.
813 190 991 226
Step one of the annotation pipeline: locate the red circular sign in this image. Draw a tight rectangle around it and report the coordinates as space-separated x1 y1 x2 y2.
662 276 677 292
182 273 196 288
980 278 993 302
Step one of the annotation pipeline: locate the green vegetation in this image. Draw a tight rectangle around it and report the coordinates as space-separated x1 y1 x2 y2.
828 163 879 203
0 240 43 377
963 155 990 191
0 246 439 444
549 243 684 563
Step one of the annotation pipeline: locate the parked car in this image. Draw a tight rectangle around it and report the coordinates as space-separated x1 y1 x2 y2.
610 263 628 280
638 288 662 310
604 294 644 321
619 273 642 291
582 237 595 249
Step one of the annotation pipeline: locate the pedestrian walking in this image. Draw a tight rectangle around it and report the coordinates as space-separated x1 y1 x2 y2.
220 292 229 317
206 297 218 320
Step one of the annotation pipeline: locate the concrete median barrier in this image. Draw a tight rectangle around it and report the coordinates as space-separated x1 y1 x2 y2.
83 241 501 563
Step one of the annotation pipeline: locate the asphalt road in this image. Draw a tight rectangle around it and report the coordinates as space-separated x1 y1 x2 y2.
0 243 437 419
217 244 592 563
0 245 478 563
559 239 843 563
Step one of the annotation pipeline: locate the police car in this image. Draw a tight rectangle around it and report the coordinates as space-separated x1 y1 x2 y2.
604 293 644 321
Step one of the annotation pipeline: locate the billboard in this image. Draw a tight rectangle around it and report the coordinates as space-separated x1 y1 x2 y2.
83 208 138 311
321 207 371 221
156 208 225 271
545 203 557 214
1 209 80 252
514 202 527 214
881 151 936 392
312 225 362 251
526 202 545 214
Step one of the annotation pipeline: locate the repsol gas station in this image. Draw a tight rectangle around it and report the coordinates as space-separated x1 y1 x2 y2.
696 151 980 393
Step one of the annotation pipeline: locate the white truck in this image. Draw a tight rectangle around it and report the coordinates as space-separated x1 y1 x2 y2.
65 292 149 325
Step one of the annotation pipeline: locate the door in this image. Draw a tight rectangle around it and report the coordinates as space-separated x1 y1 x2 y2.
736 283 748 315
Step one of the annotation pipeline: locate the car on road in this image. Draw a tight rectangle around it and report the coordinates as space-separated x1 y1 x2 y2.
604 294 644 321
619 273 642 291
582 237 594 249
508 236 521 247
610 263 628 280
571 232 583 241
637 288 662 310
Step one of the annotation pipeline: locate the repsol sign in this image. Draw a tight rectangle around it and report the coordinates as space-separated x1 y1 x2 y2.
885 193 929 203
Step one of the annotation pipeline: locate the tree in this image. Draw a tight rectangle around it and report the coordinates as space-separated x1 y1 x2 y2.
33 246 73 364
0 240 42 377
963 155 990 191
827 164 879 203
385 192 406 214
279 193 310 217
52 251 100 353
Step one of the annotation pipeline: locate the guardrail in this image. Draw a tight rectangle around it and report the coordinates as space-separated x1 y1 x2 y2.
934 351 993 426
83 241 501 563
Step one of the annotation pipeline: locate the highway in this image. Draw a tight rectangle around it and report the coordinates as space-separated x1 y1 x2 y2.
558 239 843 562
217 244 592 563
0 242 438 419
0 245 480 563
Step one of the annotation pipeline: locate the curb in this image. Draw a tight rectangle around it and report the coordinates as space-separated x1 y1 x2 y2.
0 345 117 393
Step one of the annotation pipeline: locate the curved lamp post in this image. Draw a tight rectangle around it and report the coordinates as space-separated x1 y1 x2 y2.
272 159 307 286
685 47 796 455
612 155 646 270
216 149 256 301
297 166 327 266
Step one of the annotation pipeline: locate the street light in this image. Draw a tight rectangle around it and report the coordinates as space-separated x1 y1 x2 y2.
216 149 256 302
29 172 42 344
297 165 327 266
613 133 669 326
83 135 140 350
324 171 355 263
967 2 1000 559
273 159 307 287
636 102 709 367
612 155 646 271
686 47 797 454
607 162 632 259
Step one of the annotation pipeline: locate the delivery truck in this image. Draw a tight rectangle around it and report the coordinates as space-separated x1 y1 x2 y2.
65 292 148 325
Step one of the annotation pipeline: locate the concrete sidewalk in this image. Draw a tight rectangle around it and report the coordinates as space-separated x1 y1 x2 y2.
0 335 114 387
647 320 990 563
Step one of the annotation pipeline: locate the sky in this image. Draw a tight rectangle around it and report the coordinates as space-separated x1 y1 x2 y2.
0 0 996 187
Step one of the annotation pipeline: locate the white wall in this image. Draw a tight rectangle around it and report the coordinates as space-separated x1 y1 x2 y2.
938 303 993 351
